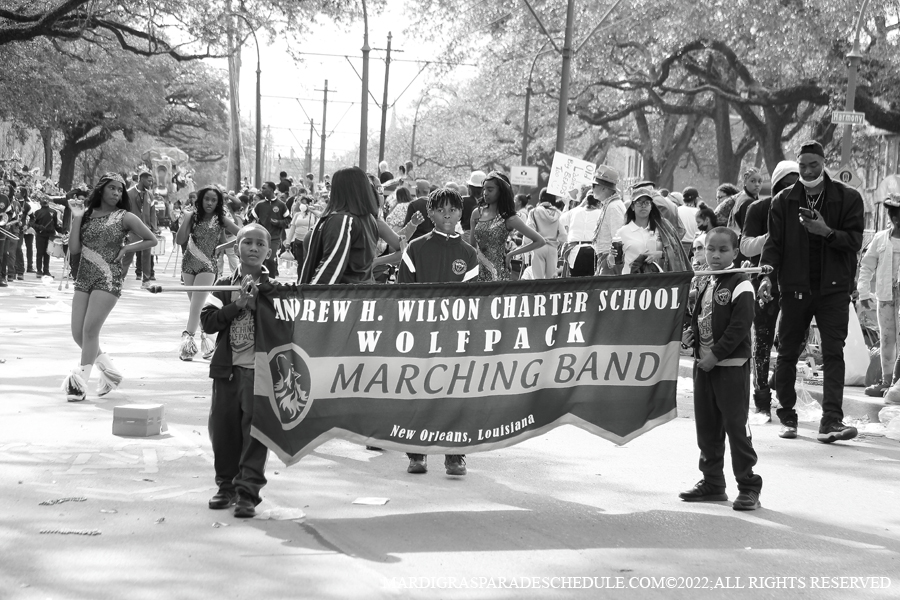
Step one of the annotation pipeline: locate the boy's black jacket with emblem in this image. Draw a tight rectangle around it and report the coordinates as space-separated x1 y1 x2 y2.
688 271 755 362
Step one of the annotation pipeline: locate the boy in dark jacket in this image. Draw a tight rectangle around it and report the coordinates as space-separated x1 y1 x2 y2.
398 188 479 476
199 223 272 518
680 227 762 511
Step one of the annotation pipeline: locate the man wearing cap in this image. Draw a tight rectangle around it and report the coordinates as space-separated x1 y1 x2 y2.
740 161 800 422
403 179 435 241
124 170 158 284
588 165 626 275
759 141 864 443
461 170 486 232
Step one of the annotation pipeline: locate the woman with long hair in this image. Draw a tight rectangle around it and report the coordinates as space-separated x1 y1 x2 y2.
299 166 379 285
175 186 240 361
467 171 545 281
63 173 157 402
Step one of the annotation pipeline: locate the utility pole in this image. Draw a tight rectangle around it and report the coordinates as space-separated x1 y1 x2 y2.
359 0 370 171
317 80 331 182
378 32 393 164
556 0 576 153
306 118 314 176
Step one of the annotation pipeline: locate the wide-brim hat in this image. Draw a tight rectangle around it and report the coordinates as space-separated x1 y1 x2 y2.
592 164 619 188
884 193 900 209
466 170 486 188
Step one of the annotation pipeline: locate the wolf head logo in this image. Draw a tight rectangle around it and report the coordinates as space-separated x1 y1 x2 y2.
272 352 311 423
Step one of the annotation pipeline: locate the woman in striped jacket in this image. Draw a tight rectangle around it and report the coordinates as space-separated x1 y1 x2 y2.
299 167 379 285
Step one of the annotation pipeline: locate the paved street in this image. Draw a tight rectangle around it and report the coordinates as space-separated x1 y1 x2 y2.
1 258 898 600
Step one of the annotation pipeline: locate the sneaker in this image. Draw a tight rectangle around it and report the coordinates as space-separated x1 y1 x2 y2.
749 409 771 425
817 421 858 444
865 380 889 397
0 278 7 288
136 273 143 280
407 454 427 474
149 275 156 281
678 480 727 502
179 331 197 361
778 423 798 439
445 455 467 476
16 274 24 281
733 490 761 511
26 268 35 273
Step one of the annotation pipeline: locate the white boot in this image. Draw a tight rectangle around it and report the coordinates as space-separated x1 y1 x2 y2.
95 353 123 396
200 331 215 360
179 331 197 361
62 364 93 402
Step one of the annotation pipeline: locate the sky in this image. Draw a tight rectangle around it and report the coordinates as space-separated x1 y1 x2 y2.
223 3 476 173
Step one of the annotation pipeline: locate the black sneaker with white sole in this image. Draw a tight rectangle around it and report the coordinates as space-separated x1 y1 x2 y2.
817 421 858 444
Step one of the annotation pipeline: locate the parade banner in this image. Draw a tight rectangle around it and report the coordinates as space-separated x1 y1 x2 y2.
251 272 692 466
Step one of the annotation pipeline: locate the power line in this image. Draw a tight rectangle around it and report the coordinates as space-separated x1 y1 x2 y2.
262 94 356 105
294 50 477 68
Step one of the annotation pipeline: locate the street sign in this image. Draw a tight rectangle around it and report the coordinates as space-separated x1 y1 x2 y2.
510 166 539 187
831 111 866 126
832 164 863 189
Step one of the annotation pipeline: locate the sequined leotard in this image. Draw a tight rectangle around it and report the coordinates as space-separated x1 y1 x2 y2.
473 214 511 282
182 216 223 276
74 209 129 297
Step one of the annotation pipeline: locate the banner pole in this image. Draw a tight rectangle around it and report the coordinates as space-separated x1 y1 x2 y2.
695 267 768 276
147 285 241 293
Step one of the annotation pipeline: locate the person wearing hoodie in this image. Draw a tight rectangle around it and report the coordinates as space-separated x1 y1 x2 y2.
758 141 864 444
740 161 800 422
527 188 566 279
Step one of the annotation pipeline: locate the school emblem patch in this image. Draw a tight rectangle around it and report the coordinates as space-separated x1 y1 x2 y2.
273 206 280 213
452 259 467 275
270 347 312 426
715 288 731 305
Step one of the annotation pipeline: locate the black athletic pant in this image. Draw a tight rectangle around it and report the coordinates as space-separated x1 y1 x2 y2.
693 361 762 494
35 235 52 275
209 366 268 504
752 288 780 412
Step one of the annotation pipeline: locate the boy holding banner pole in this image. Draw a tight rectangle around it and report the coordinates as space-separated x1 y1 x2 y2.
398 188 480 476
680 227 763 511
199 223 272 518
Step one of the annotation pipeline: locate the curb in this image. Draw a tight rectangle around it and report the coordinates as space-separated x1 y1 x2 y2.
677 358 891 423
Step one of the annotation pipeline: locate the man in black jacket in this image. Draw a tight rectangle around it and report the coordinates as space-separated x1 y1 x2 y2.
31 195 63 276
758 141 864 443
